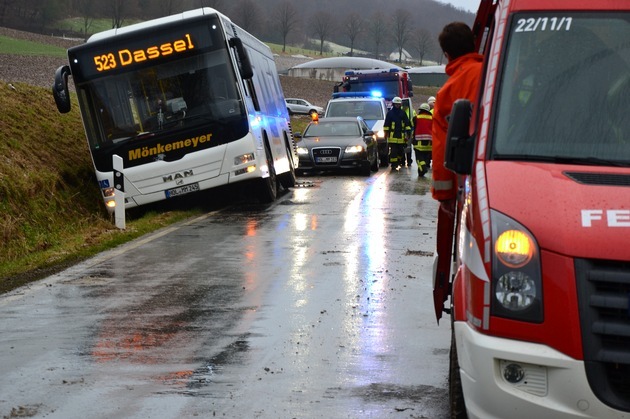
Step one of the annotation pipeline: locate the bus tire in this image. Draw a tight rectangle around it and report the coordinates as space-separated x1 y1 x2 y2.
278 140 297 189
257 140 278 203
449 327 467 419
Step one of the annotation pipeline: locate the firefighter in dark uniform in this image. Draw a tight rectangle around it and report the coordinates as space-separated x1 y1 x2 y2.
384 96 412 170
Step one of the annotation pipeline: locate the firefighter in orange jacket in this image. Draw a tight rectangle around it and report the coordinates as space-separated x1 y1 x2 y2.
431 22 483 320
413 103 433 177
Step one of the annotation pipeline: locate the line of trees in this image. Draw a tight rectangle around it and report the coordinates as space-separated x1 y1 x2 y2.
0 0 474 65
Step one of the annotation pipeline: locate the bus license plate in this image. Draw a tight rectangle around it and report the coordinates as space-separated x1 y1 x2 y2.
316 157 337 163
166 182 200 198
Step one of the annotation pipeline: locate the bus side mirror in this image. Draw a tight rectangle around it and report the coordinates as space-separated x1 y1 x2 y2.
229 37 254 80
445 99 474 175
52 65 71 114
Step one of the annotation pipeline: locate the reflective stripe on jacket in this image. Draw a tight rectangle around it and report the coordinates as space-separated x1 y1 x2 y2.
384 107 412 144
413 113 432 151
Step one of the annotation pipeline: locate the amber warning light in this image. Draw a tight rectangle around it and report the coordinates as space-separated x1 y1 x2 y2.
92 33 195 72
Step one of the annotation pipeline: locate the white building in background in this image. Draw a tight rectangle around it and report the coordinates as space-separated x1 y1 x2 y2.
287 57 400 81
388 48 414 63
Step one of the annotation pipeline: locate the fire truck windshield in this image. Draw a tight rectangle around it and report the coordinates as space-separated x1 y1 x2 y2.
491 13 630 166
342 80 399 99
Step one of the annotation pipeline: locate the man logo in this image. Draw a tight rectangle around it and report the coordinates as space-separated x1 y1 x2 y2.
163 170 193 183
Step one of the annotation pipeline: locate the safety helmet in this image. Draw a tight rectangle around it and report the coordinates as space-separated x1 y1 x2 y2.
419 103 431 113
392 96 402 104
427 96 436 104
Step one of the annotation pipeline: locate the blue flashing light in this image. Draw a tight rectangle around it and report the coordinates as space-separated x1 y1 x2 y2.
370 90 383 98
331 91 381 99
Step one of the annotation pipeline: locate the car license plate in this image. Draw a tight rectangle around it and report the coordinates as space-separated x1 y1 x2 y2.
165 182 200 198
316 156 337 163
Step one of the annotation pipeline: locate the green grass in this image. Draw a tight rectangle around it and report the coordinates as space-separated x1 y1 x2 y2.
55 17 141 37
0 82 202 293
0 36 67 56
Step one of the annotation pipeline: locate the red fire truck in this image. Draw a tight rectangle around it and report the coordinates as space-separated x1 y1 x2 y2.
334 68 414 106
437 0 630 418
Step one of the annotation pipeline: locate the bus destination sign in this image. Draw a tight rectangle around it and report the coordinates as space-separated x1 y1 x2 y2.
92 33 195 73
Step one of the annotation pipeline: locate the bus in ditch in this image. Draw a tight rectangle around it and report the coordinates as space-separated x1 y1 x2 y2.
53 8 297 213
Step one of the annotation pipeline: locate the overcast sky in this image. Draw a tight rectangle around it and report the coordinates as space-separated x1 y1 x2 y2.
439 0 480 13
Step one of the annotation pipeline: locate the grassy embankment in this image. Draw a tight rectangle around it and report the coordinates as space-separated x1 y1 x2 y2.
0 38 204 293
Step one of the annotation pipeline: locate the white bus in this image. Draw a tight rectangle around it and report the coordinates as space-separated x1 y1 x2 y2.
53 8 297 213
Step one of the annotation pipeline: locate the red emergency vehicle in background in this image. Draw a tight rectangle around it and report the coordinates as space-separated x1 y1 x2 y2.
333 68 413 107
437 0 630 418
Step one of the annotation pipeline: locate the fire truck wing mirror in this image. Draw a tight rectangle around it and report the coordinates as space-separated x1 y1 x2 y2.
52 65 71 114
445 99 474 175
229 37 253 80
407 80 413 97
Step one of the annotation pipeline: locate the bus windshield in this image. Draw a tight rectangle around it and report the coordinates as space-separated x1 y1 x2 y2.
491 13 630 166
70 18 246 156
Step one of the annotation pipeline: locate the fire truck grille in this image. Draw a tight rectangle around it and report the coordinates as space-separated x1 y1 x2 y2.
575 258 630 412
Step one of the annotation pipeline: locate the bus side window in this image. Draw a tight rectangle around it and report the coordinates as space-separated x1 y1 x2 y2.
245 78 260 111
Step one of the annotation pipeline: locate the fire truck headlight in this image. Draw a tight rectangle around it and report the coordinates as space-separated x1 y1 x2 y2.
495 229 533 267
491 210 543 322
495 271 536 311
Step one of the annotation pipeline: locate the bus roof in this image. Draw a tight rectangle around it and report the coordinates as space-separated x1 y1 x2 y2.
87 8 225 43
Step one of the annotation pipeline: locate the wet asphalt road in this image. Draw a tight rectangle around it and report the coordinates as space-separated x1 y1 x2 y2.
0 166 450 419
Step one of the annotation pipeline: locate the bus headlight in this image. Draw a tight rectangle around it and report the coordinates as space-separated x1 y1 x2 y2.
102 187 115 197
491 210 542 322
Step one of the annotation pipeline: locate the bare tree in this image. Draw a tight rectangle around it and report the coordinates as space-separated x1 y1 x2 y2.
391 9 412 63
196 0 224 11
230 0 262 34
156 0 182 16
312 11 334 56
343 13 363 57
412 27 433 65
75 0 95 38
274 1 299 53
368 12 386 60
103 0 127 28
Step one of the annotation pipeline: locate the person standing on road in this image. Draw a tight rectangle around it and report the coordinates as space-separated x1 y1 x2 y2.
384 96 412 170
427 96 436 114
431 22 483 315
413 103 433 177
402 99 416 167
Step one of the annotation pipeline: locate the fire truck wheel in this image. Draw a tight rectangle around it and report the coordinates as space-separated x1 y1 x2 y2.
449 328 467 418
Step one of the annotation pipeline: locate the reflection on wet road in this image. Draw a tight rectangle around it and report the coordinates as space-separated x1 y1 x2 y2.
0 167 450 418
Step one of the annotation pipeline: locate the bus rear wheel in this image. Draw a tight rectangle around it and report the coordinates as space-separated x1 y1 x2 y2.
278 141 297 189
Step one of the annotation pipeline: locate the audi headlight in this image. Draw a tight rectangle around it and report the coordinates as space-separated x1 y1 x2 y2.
345 145 364 154
296 146 309 155
376 129 385 139
491 210 542 322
